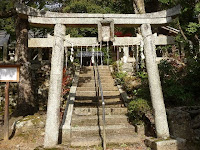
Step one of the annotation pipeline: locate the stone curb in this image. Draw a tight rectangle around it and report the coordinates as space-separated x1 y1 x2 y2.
60 66 80 143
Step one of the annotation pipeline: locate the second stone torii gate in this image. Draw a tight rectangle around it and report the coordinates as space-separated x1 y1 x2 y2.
16 4 181 148
29 33 176 67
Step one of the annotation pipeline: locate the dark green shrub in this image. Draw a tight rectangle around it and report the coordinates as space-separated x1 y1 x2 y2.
158 59 198 106
128 98 151 125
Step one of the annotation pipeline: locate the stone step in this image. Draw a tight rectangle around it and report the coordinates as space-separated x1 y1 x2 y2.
74 101 124 108
74 97 123 107
71 115 128 126
75 97 121 102
79 74 111 77
78 80 115 85
80 70 111 74
80 68 110 71
81 66 110 70
78 76 114 81
80 70 111 76
75 95 122 101
76 86 118 91
78 79 115 84
80 70 110 74
73 107 127 116
70 134 140 147
76 91 120 97
71 124 135 138
77 82 115 87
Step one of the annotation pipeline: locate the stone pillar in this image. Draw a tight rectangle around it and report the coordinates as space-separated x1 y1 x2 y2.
141 24 170 138
44 24 66 148
123 46 129 63
135 45 139 72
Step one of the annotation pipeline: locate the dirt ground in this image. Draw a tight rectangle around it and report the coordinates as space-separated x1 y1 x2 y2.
0 115 45 150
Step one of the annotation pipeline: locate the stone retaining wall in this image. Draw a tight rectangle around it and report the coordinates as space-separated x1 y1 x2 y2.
167 107 200 142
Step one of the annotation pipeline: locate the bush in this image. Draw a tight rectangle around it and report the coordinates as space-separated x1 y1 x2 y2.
112 61 123 73
158 59 197 106
123 75 141 93
114 71 127 85
128 98 151 125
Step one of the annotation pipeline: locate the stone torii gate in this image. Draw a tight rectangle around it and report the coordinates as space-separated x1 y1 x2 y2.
16 4 180 148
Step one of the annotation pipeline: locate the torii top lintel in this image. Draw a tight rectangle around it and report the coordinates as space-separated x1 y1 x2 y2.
16 4 181 28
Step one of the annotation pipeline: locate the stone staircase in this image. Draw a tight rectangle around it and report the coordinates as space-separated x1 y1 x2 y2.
70 66 142 147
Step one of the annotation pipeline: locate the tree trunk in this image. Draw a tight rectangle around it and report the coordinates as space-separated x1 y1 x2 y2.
133 0 145 14
15 16 36 116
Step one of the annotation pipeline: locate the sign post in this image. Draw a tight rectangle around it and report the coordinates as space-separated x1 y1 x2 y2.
0 64 20 140
4 82 9 140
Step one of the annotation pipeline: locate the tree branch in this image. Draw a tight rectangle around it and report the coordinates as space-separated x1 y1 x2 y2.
177 19 188 42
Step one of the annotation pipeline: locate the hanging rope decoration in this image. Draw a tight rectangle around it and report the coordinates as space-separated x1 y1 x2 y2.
97 44 99 64
107 41 109 66
100 42 103 65
91 45 95 64
70 43 74 62
140 40 145 60
65 47 68 69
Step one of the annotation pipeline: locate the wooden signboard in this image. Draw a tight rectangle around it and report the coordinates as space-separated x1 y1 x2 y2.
0 64 20 141
0 65 20 82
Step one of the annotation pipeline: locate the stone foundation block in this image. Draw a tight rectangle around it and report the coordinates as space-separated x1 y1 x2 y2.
153 139 178 150
61 128 71 143
135 124 145 136
145 137 186 150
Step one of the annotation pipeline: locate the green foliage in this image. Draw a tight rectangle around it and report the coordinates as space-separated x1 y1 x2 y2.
158 0 175 5
115 71 127 84
62 0 117 37
101 46 113 65
186 22 200 35
128 98 151 125
137 71 148 79
158 59 200 106
112 61 123 72
158 0 199 56
63 0 114 13
195 2 200 13
131 71 150 101
184 57 200 99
